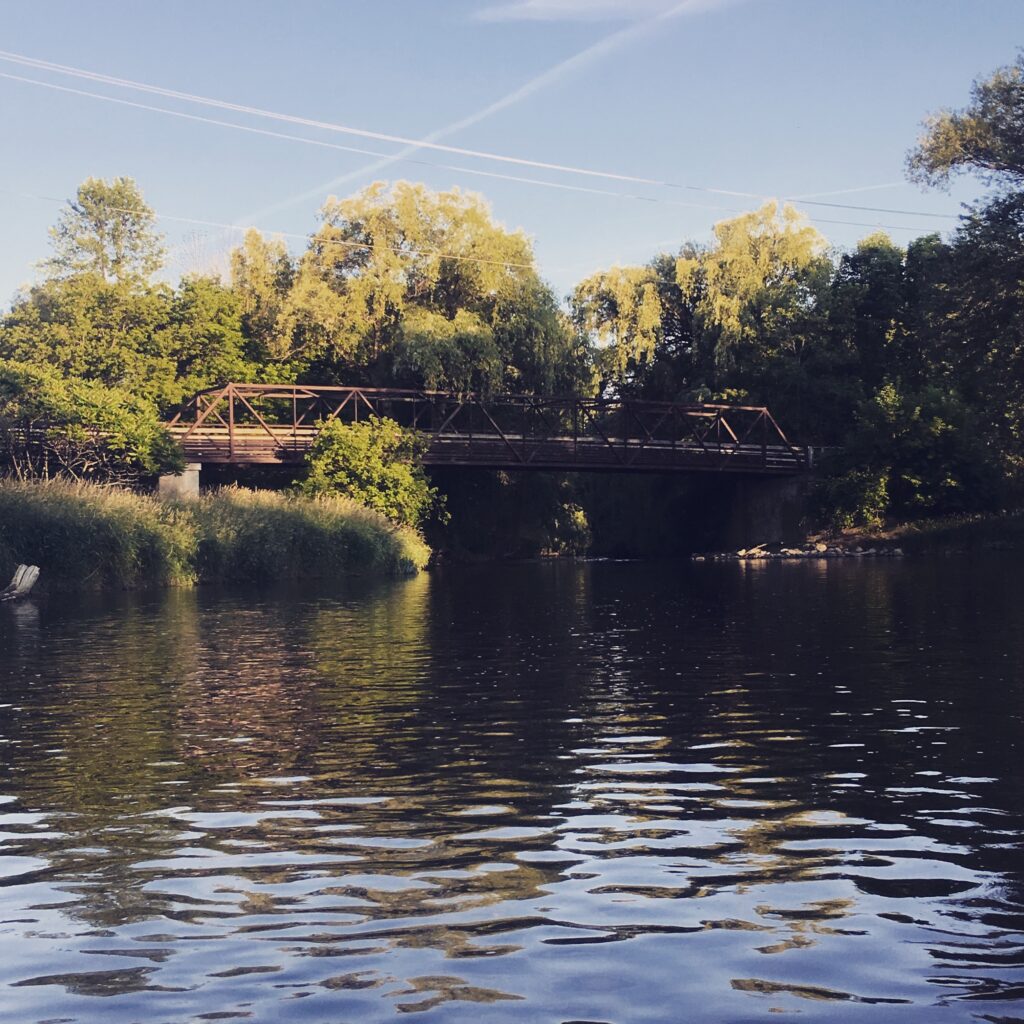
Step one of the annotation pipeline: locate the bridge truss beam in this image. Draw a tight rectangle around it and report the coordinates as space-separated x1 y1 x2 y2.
167 383 810 475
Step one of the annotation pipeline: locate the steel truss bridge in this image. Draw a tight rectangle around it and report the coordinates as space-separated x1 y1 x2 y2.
167 383 811 475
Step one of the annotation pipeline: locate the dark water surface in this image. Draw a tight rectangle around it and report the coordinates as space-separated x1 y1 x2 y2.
1 557 1022 1023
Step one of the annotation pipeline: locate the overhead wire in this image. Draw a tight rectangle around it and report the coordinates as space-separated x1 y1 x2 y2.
0 70 743 217
0 48 959 222
0 70 951 237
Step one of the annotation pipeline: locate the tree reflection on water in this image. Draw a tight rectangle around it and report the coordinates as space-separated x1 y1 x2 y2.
1 557 1022 1021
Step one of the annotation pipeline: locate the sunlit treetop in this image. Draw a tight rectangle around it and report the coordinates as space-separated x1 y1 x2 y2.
677 202 829 362
908 53 1024 190
44 177 166 286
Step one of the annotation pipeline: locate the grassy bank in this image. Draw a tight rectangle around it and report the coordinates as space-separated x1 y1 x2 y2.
0 481 429 590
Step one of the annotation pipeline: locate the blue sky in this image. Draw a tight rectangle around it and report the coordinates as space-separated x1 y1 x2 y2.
1 0 1021 306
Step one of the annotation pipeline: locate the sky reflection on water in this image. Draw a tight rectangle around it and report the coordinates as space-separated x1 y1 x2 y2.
0 556 1022 1023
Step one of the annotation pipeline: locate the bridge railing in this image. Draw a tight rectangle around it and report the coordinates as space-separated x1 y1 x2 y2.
167 383 810 473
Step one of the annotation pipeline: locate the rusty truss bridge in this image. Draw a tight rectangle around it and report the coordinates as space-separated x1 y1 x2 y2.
167 383 811 475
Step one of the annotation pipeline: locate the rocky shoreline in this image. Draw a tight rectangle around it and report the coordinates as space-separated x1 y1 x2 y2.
692 541 904 562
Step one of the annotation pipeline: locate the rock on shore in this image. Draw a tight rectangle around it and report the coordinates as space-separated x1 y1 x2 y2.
691 542 904 562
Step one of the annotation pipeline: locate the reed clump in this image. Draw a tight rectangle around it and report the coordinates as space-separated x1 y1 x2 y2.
0 480 429 590
193 486 429 582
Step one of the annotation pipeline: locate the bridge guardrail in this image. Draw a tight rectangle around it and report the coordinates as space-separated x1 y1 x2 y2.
167 383 811 475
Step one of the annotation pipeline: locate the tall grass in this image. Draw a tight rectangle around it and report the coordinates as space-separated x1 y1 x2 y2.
0 480 429 590
194 487 429 582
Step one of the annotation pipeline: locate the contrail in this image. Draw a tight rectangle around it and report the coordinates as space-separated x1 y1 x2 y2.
236 0 730 224
0 41 955 219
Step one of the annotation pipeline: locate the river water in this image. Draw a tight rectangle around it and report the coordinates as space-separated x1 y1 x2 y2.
0 557 1022 1023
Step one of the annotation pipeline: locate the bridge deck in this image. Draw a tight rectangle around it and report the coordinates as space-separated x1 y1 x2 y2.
167 384 810 475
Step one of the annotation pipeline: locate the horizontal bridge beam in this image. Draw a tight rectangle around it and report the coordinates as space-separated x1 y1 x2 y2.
167 384 811 475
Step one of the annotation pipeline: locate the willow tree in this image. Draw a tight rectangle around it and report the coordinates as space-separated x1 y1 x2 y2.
257 181 580 394
572 266 664 382
676 202 830 373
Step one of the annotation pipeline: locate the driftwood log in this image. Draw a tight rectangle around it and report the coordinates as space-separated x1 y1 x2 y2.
1 565 40 601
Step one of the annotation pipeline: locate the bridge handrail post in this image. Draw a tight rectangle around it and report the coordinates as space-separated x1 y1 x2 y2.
228 386 235 460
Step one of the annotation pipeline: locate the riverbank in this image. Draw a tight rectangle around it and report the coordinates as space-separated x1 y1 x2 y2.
692 510 1024 561
0 481 429 590
810 510 1024 553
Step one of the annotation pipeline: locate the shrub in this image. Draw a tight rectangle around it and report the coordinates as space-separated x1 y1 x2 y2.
815 466 891 530
297 416 445 529
0 359 185 484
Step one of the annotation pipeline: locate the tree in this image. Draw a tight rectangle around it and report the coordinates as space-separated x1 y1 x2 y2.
272 181 579 393
572 265 664 381
229 229 295 361
941 194 1024 493
676 202 830 372
0 359 184 483
44 177 165 285
297 416 444 528
0 274 179 405
165 276 255 397
392 307 503 393
908 53 1024 190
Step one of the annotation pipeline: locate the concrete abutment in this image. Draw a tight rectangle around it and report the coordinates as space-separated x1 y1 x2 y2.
158 463 202 499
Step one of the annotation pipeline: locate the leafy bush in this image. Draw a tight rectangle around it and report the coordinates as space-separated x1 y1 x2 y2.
553 501 592 555
815 466 891 530
297 416 445 529
0 359 184 483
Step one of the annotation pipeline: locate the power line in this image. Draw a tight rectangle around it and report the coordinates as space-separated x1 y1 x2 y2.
0 48 960 222
0 70 744 218
0 70 949 237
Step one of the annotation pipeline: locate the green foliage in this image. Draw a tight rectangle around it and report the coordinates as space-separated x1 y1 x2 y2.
393 307 503 392
297 415 444 529
553 500 592 555
815 466 891 530
0 275 179 404
908 53 1024 189
677 202 831 371
243 181 581 393
229 228 295 361
0 359 184 482
573 266 663 377
167 276 257 397
0 480 429 590
44 177 165 285
0 273 254 411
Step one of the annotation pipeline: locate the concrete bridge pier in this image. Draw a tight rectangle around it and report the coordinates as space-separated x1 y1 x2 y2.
158 463 202 499
724 475 810 549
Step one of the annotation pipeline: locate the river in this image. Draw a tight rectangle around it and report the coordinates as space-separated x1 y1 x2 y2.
0 556 1022 1023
